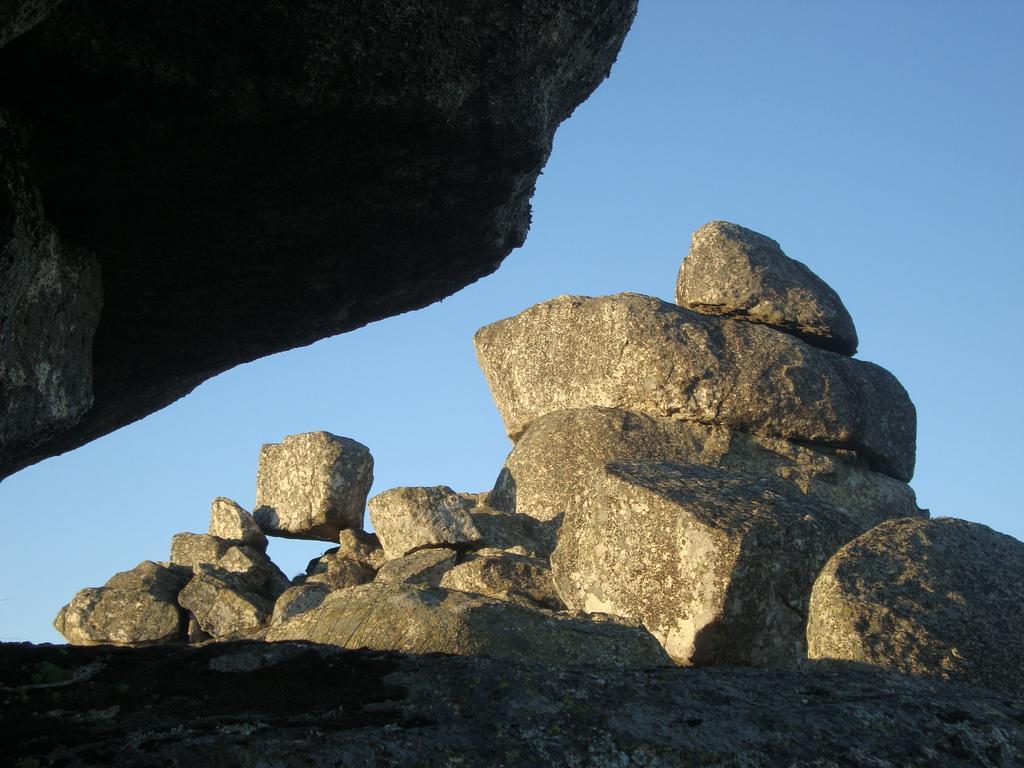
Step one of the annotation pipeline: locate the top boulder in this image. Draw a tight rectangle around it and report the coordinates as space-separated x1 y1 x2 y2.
676 221 858 355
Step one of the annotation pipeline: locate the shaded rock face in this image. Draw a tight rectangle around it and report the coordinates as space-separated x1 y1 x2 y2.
474 292 915 480
489 406 922 535
266 581 670 668
53 561 190 646
368 485 481 559
0 0 638 479
374 548 457 587
178 565 276 640
677 220 858 354
0 113 102 472
254 432 373 541
808 517 1024 696
552 462 862 666
439 549 562 610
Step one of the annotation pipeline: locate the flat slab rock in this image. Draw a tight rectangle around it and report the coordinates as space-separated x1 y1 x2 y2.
475 292 916 480
808 516 1024 696
676 220 859 354
4 641 1023 767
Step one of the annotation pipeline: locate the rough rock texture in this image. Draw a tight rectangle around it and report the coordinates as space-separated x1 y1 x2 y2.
0 113 102 472
177 564 275 640
208 497 266 551
469 503 553 557
0 0 638 479
302 549 376 590
677 220 858 354
168 533 233 568
439 548 562 610
270 584 330 626
337 529 386 570
474 293 916 480
254 432 373 541
267 581 669 668
489 406 922 536
374 548 458 586
552 462 863 666
368 485 481 559
215 544 290 599
53 561 189 646
5 641 1023 767
808 517 1024 696
0 0 62 46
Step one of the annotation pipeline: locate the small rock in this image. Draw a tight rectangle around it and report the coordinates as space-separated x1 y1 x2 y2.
54 561 190 646
217 545 290 600
169 532 234 568
266 581 671 668
807 517 1024 695
209 497 267 551
676 221 858 354
551 461 862 666
368 486 481 560
336 529 386 570
303 550 376 590
439 549 562 610
375 548 458 586
177 564 275 639
468 504 552 558
270 584 331 625
254 431 374 541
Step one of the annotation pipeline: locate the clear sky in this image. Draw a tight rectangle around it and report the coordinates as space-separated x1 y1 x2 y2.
2 1 1022 643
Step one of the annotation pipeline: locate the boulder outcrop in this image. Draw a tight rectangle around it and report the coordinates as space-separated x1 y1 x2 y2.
676 220 858 354
807 517 1024 695
266 582 669 668
374 548 458 587
474 292 915 480
208 497 267 552
254 432 373 541
368 485 481 559
0 0 638 479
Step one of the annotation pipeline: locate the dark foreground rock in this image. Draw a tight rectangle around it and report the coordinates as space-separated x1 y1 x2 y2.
0 0 637 479
4 641 1022 767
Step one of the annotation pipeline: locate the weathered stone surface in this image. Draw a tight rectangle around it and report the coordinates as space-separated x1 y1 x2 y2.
0 0 62 46
677 220 858 354
468 504 553 557
177 564 275 639
302 549 376 590
489 407 922 535
808 517 1024 695
208 497 267 551
267 581 669 668
270 584 331 626
337 529 386 570
6 642 1022 768
168 533 233 568
216 545 290 600
0 112 102 472
53 561 189 646
474 293 916 480
552 462 863 666
439 549 562 610
368 486 481 559
254 432 373 541
374 548 458 586
0 1 638 479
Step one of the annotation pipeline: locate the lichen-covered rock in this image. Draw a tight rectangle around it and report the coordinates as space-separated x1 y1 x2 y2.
266 581 670 668
270 583 331 626
489 407 922 537
302 550 377 590
337 529 386 570
169 533 234 568
676 221 858 354
439 549 562 610
216 545 290 600
552 462 863 666
53 561 190 646
208 497 267 551
807 517 1024 695
0 1 638 480
368 486 481 560
468 504 553 557
254 432 373 541
474 293 915 480
177 564 275 639
374 548 458 586
0 113 102 472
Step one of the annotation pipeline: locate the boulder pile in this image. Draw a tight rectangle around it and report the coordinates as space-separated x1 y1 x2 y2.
55 221 1024 695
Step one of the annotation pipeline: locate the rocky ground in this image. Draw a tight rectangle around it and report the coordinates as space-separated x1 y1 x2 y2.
5 640 1023 767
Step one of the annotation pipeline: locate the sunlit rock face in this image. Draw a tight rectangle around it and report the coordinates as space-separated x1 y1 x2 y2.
0 0 638 479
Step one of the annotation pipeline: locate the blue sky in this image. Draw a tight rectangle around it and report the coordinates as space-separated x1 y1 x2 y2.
2 1 1022 643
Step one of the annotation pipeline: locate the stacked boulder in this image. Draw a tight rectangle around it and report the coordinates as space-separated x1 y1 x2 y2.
54 221 1024 695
